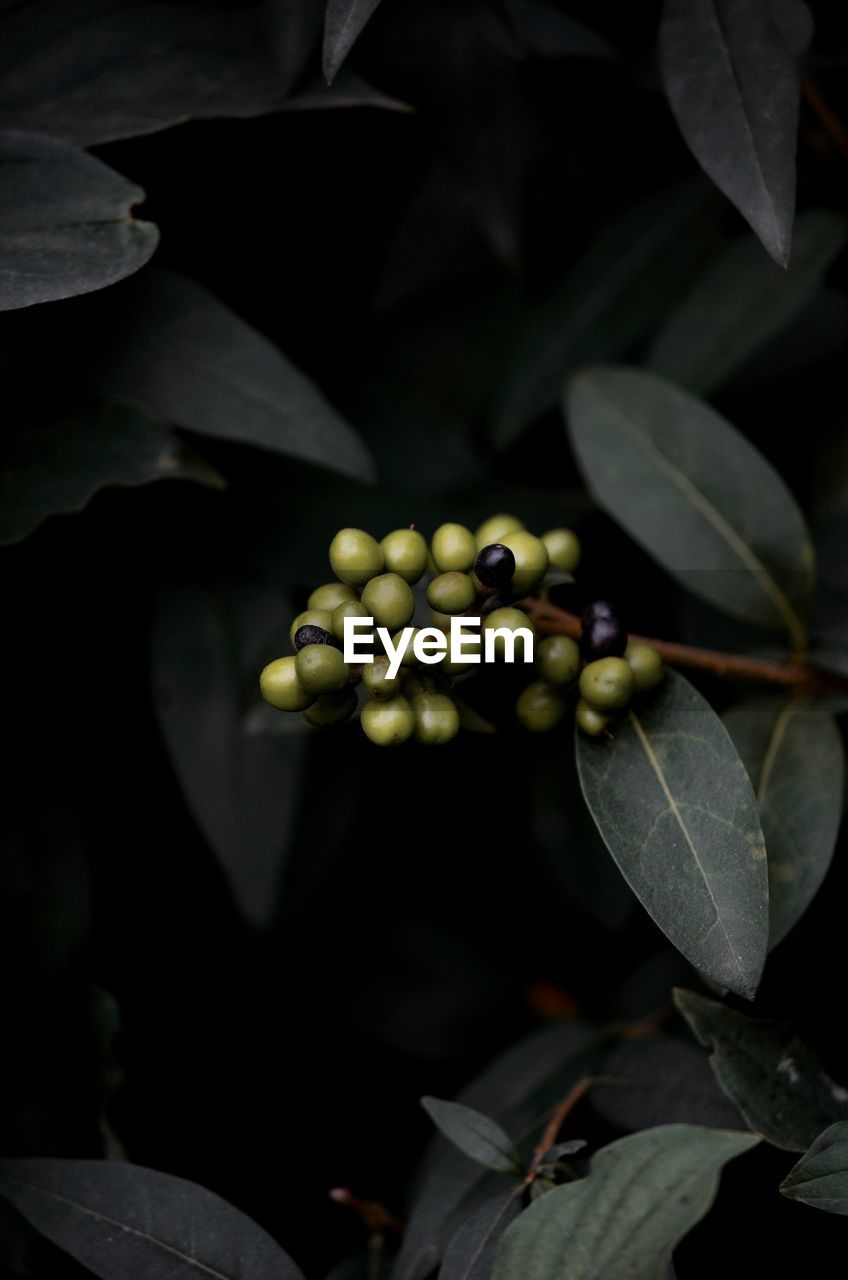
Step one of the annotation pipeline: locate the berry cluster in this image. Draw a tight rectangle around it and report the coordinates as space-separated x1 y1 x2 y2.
259 516 663 744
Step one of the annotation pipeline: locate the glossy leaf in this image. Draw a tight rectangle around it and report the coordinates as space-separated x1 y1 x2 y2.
323 0 384 83
723 696 844 948
421 1098 523 1174
493 1125 758 1279
591 1037 744 1132
0 404 223 545
660 0 799 264
85 268 375 481
566 366 814 647
576 671 769 1000
675 989 848 1150
0 131 157 311
648 211 847 393
781 1122 848 1214
439 1191 520 1280
0 1158 304 1279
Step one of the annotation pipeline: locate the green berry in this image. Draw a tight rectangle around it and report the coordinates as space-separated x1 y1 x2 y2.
259 656 314 711
303 687 358 727
307 582 359 612
380 529 429 584
516 680 565 732
362 655 402 700
500 530 549 595
542 528 581 573
296 644 349 695
331 599 370 640
360 695 415 746
392 627 421 667
483 607 535 660
431 522 477 572
290 609 333 648
536 634 581 686
329 527 384 586
576 698 612 737
625 643 665 692
474 513 524 549
413 692 460 744
361 572 415 630
427 571 476 615
579 657 634 711
430 609 454 630
404 669 452 699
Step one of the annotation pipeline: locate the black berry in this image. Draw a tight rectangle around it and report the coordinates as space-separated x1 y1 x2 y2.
294 624 335 651
474 543 516 589
580 602 627 660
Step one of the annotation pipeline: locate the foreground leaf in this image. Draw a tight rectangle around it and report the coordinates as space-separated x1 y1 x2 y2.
576 670 768 1000
659 0 799 264
566 366 814 647
421 1099 523 1174
0 131 157 311
723 696 844 948
323 0 384 83
675 988 848 1150
493 1125 757 1279
648 211 847 393
85 268 375 481
0 404 222 545
0 1158 304 1279
781 1122 848 1214
440 1191 520 1280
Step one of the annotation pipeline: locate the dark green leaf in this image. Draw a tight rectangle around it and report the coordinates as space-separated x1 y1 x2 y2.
592 1037 744 1132
659 0 799 264
566 366 814 647
421 1099 524 1174
674 988 848 1150
0 1158 304 1279
323 0 384 83
723 696 844 948
648 211 846 393
279 69 413 112
576 671 768 1000
770 0 815 58
85 268 375 481
439 1191 520 1280
0 403 223 545
493 1124 758 1279
0 131 157 311
781 1122 848 1214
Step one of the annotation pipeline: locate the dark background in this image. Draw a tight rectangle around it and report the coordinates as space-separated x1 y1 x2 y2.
3 1 848 1275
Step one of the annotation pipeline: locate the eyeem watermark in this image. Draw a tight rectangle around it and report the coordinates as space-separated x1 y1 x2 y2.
343 616 534 679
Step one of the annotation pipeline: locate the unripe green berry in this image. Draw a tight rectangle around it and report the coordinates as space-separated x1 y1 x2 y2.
516 680 565 732
427 571 476 615
404 669 452 699
362 655 402 699
413 692 460 744
303 687 357 726
260 656 314 711
392 627 421 667
296 644 349 695
290 609 333 648
331 600 370 640
625 643 665 692
579 657 634 711
360 695 415 746
576 697 612 737
483 606 535 660
329 527 384 586
500 530 549 595
542 528 581 573
430 609 453 630
361 572 415 630
431 522 477 572
380 529 429 584
474 513 524 549
307 582 359 612
536 634 581 686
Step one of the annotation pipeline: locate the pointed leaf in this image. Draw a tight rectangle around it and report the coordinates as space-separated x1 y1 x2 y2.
781 1122 848 1214
723 696 844 947
575 670 769 1000
440 1191 520 1280
0 130 157 311
566 366 814 646
421 1099 523 1174
674 988 848 1150
493 1125 758 1279
659 0 799 264
323 0 383 82
0 1158 304 1280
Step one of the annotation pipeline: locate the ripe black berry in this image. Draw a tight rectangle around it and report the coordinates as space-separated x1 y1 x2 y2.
580 602 626 660
474 543 516 589
294 624 335 651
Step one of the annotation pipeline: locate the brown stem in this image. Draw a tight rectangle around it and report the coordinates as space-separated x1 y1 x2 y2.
801 72 848 163
521 598 846 697
328 1188 404 1235
532 1076 592 1163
